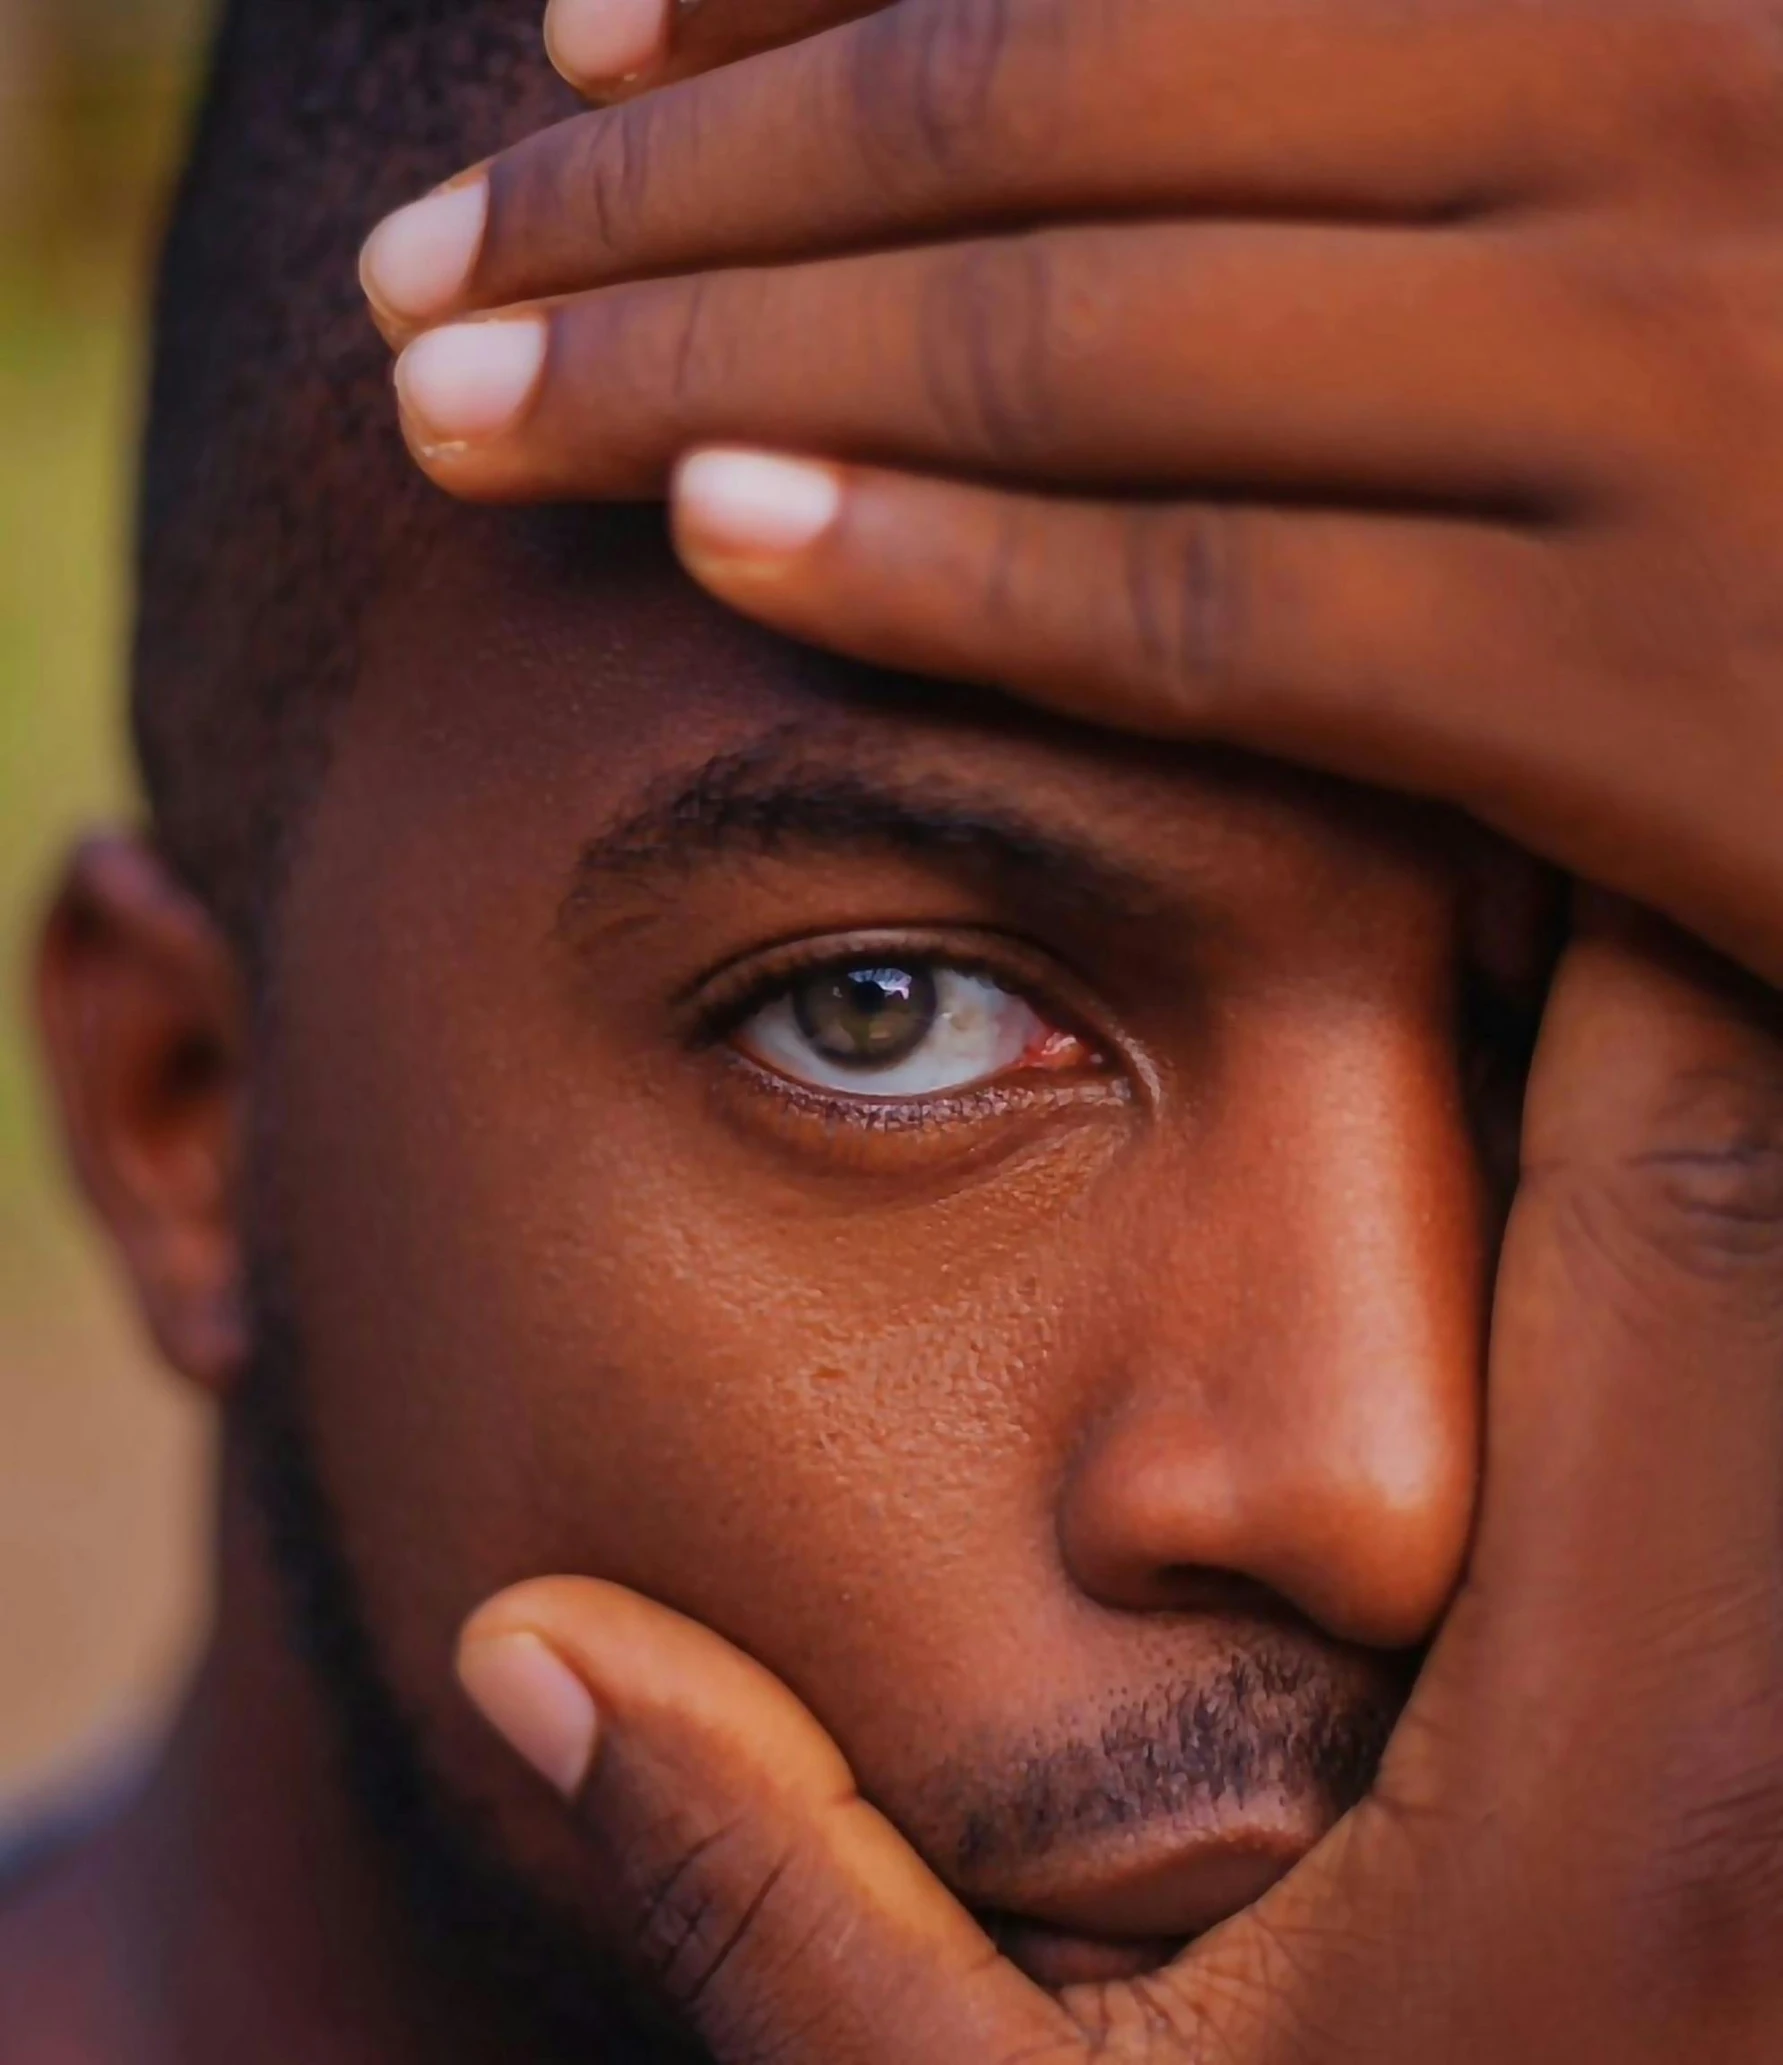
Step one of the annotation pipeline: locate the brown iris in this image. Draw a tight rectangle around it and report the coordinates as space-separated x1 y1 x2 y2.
790 964 939 1069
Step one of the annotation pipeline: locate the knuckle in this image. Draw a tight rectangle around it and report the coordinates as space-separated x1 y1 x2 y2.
1672 1764 1783 1923
850 0 1019 192
1619 1721 1783 2021
1115 506 1247 714
918 236 1062 464
1541 1150 1782 1315
1538 1060 1783 1300
1624 2 1783 198
1060 1963 1267 2063
664 270 731 416
975 495 1043 641
1626 1063 1783 1278
554 272 725 486
563 95 666 267
625 1812 795 2010
598 271 730 427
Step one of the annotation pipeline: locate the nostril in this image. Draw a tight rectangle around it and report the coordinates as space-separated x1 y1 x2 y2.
1140 1567 1306 1624
1055 1423 1237 1614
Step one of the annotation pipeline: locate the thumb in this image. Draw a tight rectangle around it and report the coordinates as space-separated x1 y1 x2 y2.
458 1578 1075 2065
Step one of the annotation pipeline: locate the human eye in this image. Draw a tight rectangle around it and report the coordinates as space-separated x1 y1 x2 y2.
729 952 1096 1104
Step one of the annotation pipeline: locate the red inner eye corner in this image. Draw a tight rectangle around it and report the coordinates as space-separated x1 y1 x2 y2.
1021 1025 1095 1073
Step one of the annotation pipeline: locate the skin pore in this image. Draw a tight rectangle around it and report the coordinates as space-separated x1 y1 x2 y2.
6 498 1550 2062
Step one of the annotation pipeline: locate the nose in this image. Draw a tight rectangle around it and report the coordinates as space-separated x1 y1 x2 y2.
1058 1025 1486 1652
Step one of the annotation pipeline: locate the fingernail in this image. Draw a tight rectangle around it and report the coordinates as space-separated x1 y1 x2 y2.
360 177 489 324
675 449 842 568
459 1631 598 1796
395 318 546 447
545 0 669 84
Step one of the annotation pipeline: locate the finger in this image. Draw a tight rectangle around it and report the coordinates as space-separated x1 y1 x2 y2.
669 453 1549 726
458 1578 1077 2065
668 451 1783 986
391 224 1617 506
1471 902 1783 1679
359 0 1675 331
1372 907 1783 2034
545 0 884 102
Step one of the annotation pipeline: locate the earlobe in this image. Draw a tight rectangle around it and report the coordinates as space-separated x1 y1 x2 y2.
33 833 251 1394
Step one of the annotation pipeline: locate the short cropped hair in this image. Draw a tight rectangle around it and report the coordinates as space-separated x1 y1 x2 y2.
132 0 559 963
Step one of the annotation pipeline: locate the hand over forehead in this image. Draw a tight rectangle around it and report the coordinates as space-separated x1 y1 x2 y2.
361 0 1783 992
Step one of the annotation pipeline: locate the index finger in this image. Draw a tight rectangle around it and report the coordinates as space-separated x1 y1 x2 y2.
360 0 1626 334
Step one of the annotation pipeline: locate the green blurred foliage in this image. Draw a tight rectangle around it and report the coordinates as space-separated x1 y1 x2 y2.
0 0 205 1303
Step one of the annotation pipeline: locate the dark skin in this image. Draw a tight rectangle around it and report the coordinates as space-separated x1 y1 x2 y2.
356 0 1783 2057
362 0 1783 987
6 5 1783 2064
7 502 1548 2059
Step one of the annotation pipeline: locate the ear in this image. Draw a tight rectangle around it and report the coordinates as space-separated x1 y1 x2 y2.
33 834 250 1393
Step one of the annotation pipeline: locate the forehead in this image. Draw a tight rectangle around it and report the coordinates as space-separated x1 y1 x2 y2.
324 499 1465 945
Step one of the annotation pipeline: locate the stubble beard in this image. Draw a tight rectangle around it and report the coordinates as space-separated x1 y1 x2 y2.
234 1247 714 2065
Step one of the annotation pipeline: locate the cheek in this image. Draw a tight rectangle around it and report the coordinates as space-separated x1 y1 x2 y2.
266 838 1126 1789
260 678 1496 1911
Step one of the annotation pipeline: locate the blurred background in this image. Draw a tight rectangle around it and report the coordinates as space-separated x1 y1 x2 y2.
0 0 214 1825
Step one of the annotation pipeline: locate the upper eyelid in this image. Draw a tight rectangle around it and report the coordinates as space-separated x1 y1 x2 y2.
683 928 1083 1038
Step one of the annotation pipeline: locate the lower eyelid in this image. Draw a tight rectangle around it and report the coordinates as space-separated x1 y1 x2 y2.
727 1039 1112 1120
719 1042 1121 1133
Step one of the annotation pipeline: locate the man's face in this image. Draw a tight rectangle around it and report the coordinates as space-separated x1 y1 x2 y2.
250 505 1541 1988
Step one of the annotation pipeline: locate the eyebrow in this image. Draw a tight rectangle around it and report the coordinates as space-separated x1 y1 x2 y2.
562 735 1170 929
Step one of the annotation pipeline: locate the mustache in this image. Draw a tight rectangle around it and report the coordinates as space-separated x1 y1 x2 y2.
925 1640 1410 1881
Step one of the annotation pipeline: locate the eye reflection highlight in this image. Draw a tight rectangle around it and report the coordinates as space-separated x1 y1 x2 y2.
735 959 1087 1100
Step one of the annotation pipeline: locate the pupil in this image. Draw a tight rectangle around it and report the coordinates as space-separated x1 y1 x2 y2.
793 964 939 1068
